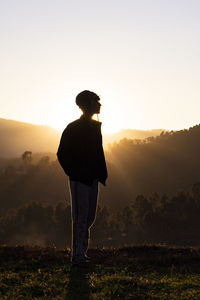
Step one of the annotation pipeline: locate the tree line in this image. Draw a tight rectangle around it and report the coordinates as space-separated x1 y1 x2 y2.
1 182 200 247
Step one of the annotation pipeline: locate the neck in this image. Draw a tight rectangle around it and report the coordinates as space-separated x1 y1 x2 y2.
82 112 94 119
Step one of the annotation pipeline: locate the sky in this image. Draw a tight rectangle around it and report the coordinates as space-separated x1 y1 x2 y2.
0 0 200 133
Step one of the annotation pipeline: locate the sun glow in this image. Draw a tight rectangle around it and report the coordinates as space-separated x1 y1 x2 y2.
48 94 122 134
50 113 121 134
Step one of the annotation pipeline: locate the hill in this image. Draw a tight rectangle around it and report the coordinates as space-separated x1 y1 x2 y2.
1 122 200 213
0 118 60 157
103 128 164 144
0 118 163 157
102 124 200 208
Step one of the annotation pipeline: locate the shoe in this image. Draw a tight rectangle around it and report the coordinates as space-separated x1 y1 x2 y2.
84 255 91 261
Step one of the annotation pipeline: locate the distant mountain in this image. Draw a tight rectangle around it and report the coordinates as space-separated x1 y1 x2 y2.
0 118 60 157
0 118 164 157
103 129 164 145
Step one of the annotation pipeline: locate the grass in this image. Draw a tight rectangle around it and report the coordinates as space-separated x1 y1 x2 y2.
0 244 200 299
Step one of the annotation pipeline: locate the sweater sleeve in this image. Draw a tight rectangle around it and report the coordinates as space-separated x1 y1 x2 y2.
97 124 108 185
57 126 73 176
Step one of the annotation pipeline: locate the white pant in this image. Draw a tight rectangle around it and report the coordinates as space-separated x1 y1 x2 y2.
69 180 98 259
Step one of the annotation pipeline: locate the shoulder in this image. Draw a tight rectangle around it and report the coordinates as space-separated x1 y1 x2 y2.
68 118 82 127
91 119 102 129
62 118 102 135
91 119 102 125
62 119 82 132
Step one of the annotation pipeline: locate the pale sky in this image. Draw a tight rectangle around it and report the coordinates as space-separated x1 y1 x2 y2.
0 0 200 133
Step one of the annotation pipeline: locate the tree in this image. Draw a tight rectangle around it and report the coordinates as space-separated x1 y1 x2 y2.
22 151 32 164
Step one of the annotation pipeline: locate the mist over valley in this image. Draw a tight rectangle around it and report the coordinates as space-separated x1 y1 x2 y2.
1 118 200 247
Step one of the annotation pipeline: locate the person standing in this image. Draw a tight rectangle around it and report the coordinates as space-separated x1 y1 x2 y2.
57 90 108 266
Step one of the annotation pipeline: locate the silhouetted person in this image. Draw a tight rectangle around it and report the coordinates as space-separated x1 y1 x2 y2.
57 90 107 266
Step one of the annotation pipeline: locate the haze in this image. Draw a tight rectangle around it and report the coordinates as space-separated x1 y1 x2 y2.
0 0 200 133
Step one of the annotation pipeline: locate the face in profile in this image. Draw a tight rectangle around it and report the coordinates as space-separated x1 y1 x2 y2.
83 99 101 115
92 100 101 114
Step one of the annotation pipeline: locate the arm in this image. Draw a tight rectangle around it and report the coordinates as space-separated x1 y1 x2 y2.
57 126 73 176
97 124 108 185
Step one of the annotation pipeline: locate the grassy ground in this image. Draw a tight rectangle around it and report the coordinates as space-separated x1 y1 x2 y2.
0 244 200 299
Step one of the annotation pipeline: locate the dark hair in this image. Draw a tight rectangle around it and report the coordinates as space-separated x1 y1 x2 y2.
76 90 100 110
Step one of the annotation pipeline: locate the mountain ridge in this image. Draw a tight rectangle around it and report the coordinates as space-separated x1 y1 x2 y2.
0 118 165 157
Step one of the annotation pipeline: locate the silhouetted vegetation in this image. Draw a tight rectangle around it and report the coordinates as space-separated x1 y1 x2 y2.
105 124 200 209
0 123 200 247
0 181 200 247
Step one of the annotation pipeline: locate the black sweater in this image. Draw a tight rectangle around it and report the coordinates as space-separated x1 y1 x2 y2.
57 115 108 186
